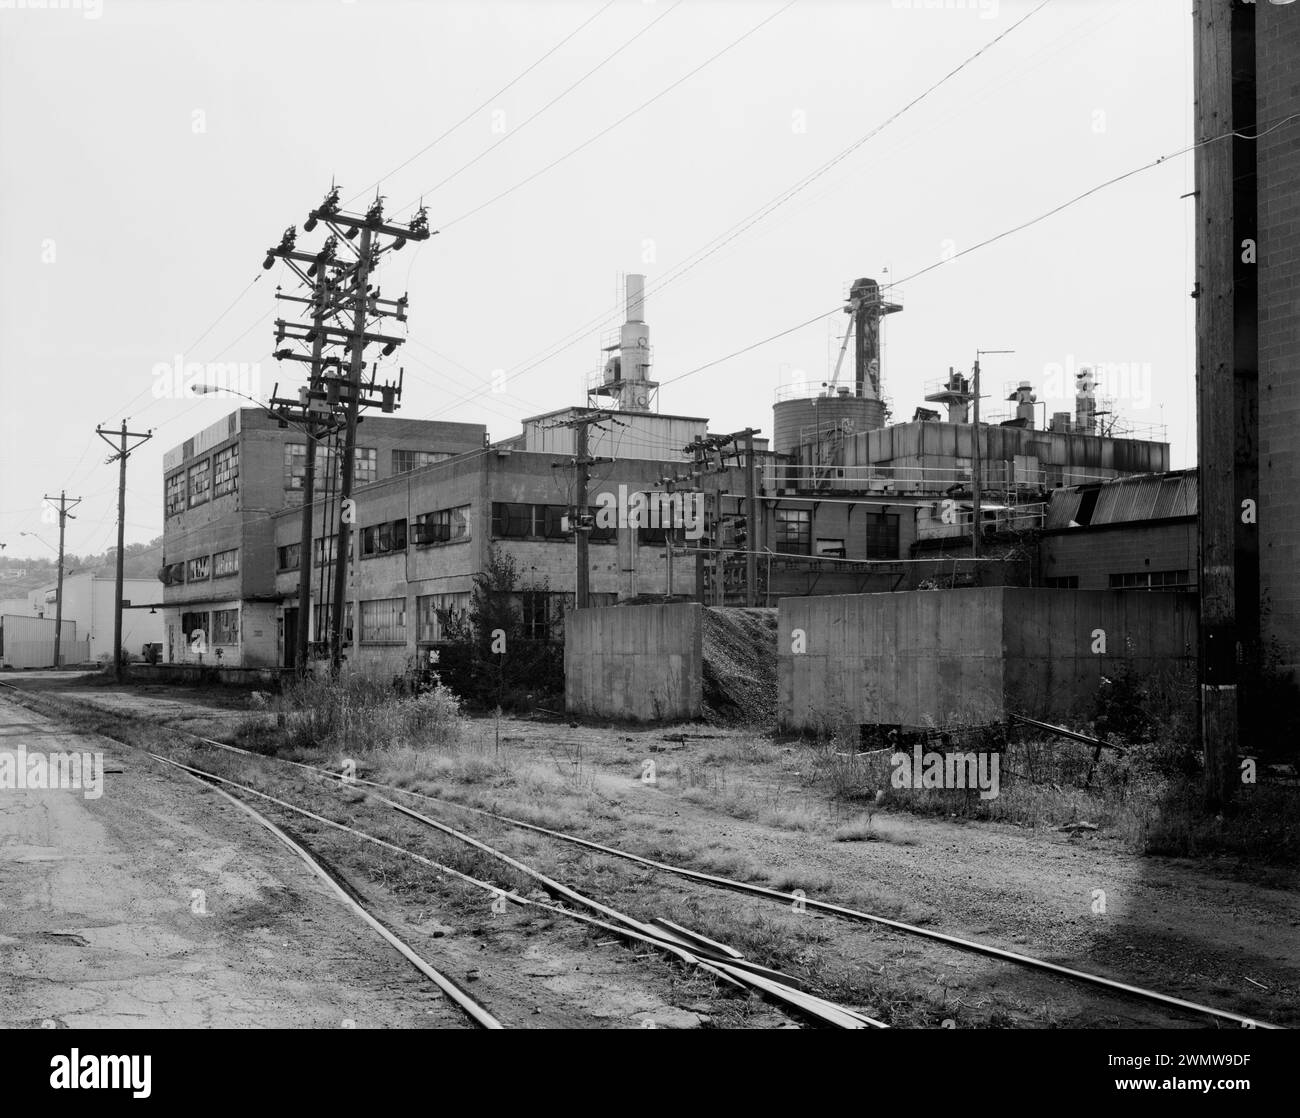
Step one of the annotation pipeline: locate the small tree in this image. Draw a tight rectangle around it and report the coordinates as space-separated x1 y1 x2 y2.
436 546 563 711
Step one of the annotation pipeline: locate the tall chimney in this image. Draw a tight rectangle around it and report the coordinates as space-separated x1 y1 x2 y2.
626 274 646 323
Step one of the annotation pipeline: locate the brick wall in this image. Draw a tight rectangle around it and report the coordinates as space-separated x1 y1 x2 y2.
1039 521 1198 590
1256 4 1300 676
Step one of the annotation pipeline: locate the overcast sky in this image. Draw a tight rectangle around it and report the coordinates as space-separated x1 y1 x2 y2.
0 0 1193 563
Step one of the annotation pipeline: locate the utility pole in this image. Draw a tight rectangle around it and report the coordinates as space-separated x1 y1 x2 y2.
95 422 153 681
971 350 1013 563
743 428 759 606
684 428 761 606
42 491 81 669
550 411 614 608
265 187 430 670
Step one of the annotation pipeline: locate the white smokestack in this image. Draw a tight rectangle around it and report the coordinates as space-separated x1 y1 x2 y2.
626 274 646 323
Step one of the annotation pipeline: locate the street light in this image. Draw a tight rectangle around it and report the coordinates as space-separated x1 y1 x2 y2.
19 531 58 554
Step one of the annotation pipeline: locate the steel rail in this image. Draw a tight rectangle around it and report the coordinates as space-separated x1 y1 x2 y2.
147 753 504 1029
0 683 1274 1030
180 731 1276 1031
148 752 878 1029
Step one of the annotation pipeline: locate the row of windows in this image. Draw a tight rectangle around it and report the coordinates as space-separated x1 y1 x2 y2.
350 592 574 645
160 549 239 585
1109 570 1191 590
179 608 239 647
772 509 899 559
1042 572 1191 590
491 503 617 542
166 443 239 515
284 444 378 490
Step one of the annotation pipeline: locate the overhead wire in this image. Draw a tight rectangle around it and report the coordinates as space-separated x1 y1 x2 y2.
346 0 620 207
420 0 1045 417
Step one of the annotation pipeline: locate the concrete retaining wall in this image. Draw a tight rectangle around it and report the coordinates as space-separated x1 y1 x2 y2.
778 588 1196 731
565 603 702 721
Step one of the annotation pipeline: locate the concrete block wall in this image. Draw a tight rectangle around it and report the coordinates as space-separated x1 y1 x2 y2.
565 603 703 721
1257 3 1300 678
1000 589 1197 721
778 588 1197 732
779 589 1005 731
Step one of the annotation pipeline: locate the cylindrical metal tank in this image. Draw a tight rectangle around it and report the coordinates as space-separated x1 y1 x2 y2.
772 394 887 457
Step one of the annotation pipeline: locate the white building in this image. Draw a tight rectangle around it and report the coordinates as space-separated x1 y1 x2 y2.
28 571 164 663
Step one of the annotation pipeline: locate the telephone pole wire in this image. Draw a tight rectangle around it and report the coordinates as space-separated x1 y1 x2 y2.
95 422 153 681
42 490 82 669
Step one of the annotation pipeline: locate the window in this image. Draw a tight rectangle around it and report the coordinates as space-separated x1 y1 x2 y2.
277 543 301 571
211 609 239 646
1109 570 1190 590
186 555 210 582
213 443 239 497
314 602 354 644
863 512 900 559
361 597 407 644
313 534 354 567
492 502 533 538
394 449 450 474
414 506 471 545
165 472 186 516
285 443 307 490
776 508 811 555
361 518 408 557
587 506 616 543
354 447 377 486
289 445 381 489
416 592 469 642
180 611 210 646
160 561 185 586
188 459 211 507
522 592 550 641
1044 575 1079 589
213 548 239 578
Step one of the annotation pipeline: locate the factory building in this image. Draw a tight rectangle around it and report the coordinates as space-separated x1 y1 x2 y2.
159 409 488 667
1038 470 1198 592
729 280 1172 601
160 276 757 669
158 269 1180 667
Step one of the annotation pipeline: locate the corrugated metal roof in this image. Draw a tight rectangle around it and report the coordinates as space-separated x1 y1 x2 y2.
1045 488 1082 529
1047 470 1196 529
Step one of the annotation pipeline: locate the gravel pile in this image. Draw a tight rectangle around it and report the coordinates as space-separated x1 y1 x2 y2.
701 607 778 725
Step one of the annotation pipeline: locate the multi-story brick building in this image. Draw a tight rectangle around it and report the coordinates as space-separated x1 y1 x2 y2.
160 409 486 667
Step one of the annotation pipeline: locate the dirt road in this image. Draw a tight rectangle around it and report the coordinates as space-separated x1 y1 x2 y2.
0 696 463 1028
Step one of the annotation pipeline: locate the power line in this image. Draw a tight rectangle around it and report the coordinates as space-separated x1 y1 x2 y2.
347 0 620 207
657 112 1300 391
432 0 796 229
425 0 1036 413
402 0 684 209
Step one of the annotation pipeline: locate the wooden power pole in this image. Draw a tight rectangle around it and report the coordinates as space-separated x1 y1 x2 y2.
95 422 153 681
264 187 431 671
43 490 81 669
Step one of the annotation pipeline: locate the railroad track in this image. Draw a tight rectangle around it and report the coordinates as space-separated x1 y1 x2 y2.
0 679 1283 1030
0 681 879 1030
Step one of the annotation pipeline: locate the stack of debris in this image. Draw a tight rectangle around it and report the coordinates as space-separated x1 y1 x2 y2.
701 607 778 725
